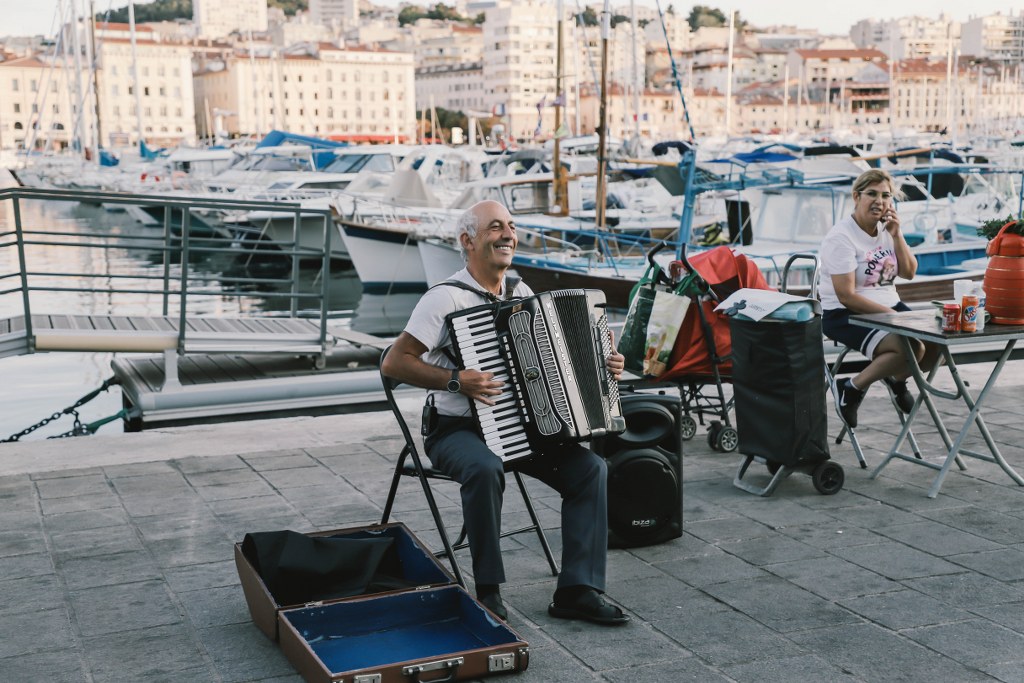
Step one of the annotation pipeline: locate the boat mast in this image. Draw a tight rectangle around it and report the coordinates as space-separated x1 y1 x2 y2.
724 9 735 138
88 0 102 157
552 0 567 215
69 0 86 155
128 1 144 149
629 0 639 139
595 0 611 230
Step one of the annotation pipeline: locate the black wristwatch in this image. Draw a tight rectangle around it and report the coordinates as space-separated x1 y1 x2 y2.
446 369 461 393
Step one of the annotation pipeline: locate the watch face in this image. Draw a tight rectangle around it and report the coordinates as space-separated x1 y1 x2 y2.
447 380 460 393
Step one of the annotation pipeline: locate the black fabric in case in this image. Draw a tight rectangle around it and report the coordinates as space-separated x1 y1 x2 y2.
729 317 830 466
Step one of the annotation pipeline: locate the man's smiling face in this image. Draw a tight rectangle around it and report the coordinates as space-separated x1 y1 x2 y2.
462 200 517 270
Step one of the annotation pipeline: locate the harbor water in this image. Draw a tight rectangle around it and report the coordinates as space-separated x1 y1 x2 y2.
0 199 418 440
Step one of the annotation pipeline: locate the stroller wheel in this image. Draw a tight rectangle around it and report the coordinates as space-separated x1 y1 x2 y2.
812 461 845 495
707 421 722 451
679 415 697 441
717 427 739 452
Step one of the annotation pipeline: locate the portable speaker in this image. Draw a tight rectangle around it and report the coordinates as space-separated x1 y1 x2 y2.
594 391 683 548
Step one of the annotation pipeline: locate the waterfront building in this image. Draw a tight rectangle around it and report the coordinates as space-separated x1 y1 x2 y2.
961 12 1024 63
415 61 486 115
94 32 197 147
0 54 79 151
193 42 415 143
310 0 360 29
194 0 269 39
787 48 887 86
850 15 960 61
481 0 557 140
576 84 692 140
269 13 334 46
414 24 483 68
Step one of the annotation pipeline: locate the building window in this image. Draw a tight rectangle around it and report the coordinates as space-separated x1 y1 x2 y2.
30 79 37 92
11 79 18 91
13 103 20 113
144 86 150 96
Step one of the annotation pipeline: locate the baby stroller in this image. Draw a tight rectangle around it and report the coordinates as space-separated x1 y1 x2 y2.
655 246 773 451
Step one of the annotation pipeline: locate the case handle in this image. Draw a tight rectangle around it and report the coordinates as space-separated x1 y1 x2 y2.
402 656 464 683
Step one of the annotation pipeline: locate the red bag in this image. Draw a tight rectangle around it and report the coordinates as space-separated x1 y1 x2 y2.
657 247 772 382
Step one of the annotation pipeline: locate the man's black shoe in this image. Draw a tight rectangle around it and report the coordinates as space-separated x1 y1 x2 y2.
836 378 865 429
883 377 914 414
478 592 508 621
548 588 629 626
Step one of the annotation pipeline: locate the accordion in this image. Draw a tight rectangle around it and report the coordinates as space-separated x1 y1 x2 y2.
446 288 626 463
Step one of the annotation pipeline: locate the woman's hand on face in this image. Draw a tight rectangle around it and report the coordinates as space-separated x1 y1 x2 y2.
881 208 900 235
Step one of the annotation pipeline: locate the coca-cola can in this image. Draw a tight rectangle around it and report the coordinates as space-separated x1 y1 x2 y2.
961 295 979 333
942 303 961 333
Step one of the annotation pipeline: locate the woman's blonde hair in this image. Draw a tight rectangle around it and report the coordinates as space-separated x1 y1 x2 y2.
852 169 905 201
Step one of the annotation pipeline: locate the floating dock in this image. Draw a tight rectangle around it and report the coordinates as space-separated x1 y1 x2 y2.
112 332 411 430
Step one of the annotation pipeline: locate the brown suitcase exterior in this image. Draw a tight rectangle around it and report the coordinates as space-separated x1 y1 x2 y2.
234 522 455 641
278 585 530 683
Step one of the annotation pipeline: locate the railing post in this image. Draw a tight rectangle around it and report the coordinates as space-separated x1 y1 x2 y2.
162 204 172 317
291 206 300 318
12 194 33 350
320 210 331 359
178 205 190 353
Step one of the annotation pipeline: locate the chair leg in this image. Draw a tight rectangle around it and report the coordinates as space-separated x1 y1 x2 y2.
379 445 409 525
412 467 466 588
513 471 559 577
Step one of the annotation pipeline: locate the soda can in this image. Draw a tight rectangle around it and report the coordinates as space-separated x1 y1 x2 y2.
961 295 978 333
942 303 961 333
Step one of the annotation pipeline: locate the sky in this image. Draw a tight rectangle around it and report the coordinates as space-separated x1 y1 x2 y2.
2 0 1020 39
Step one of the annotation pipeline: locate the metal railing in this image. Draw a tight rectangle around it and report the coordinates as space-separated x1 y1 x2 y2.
0 186 336 360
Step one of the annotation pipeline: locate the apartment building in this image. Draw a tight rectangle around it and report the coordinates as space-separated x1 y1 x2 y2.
0 54 80 151
193 43 415 143
95 36 197 147
415 61 486 113
576 84 691 140
787 48 887 84
850 15 960 60
194 0 269 39
414 24 483 68
309 0 360 29
0 24 196 150
481 0 557 140
961 12 1024 63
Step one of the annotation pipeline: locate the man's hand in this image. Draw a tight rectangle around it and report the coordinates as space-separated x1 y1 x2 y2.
606 351 625 381
460 368 504 406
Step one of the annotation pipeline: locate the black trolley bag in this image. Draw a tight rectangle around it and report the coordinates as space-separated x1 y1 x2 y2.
729 315 845 496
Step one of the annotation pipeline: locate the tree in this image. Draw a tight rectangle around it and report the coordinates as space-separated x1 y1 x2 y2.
398 6 427 26
576 7 598 27
610 14 630 28
99 0 307 22
686 5 747 31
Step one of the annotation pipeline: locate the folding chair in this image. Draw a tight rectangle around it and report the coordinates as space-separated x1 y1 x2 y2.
377 346 559 588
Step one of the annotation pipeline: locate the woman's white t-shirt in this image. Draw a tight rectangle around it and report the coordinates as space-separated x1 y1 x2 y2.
818 215 901 311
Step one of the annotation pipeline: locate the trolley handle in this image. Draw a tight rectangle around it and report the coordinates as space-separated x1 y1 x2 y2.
646 242 674 286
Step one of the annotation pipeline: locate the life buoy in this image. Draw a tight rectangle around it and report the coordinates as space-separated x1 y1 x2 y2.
140 172 161 183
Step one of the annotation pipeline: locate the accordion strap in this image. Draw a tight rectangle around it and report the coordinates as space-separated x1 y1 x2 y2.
429 277 520 303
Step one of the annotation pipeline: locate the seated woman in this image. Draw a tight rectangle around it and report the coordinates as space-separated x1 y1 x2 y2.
819 169 939 428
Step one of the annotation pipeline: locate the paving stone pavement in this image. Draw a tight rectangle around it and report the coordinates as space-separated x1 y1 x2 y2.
3 362 1024 682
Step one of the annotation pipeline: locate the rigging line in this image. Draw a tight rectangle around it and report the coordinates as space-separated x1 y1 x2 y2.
654 0 695 142
23 1 69 156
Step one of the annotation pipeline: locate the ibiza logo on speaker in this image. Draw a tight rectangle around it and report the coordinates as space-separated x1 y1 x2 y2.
631 518 657 528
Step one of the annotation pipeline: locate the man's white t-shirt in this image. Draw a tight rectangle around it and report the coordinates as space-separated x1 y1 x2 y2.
404 268 534 417
818 215 901 311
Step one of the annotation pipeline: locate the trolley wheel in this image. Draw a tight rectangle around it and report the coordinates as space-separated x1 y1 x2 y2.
707 421 722 451
812 461 845 495
717 426 739 452
766 460 782 475
679 415 697 441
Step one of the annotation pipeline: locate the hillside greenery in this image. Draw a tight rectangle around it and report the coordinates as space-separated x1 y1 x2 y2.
98 0 308 24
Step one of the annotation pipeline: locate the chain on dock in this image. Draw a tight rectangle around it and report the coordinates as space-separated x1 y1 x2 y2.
2 377 129 442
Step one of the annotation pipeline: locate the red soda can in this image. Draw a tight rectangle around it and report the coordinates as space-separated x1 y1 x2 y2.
961 295 978 333
942 303 961 332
